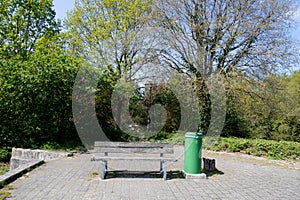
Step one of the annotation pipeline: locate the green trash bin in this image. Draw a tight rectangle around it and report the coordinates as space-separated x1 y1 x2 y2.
184 132 203 174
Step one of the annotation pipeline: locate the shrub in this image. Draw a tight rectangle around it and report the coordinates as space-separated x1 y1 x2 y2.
0 149 11 162
211 137 300 160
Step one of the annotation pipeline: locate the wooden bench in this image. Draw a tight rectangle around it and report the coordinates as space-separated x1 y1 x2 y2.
91 142 177 180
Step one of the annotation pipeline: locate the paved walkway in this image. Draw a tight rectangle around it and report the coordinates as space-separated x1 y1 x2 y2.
3 145 300 199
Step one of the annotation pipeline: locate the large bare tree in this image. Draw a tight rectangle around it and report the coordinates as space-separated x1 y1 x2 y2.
154 0 297 78
147 0 299 135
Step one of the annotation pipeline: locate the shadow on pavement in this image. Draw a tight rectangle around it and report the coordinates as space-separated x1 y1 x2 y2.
105 170 185 180
202 168 224 177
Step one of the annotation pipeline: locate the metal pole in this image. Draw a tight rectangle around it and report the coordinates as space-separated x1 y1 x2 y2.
147 85 152 131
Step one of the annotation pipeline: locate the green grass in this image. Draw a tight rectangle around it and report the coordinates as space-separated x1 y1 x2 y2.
0 185 13 200
0 191 10 200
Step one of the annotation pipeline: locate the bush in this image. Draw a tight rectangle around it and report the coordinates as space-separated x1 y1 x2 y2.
0 44 82 149
0 149 11 162
210 137 300 160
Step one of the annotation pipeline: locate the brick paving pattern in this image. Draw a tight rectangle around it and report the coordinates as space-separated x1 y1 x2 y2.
4 145 300 199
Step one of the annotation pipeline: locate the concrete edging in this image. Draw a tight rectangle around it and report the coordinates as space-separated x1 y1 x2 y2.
0 160 45 188
182 171 207 179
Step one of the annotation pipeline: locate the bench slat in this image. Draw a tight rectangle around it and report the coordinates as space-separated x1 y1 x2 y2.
94 142 173 148
93 147 173 154
92 156 177 161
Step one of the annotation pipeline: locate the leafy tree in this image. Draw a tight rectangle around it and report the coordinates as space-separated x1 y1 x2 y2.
66 0 158 137
0 0 60 59
65 0 153 79
0 34 82 149
228 71 300 142
128 82 181 133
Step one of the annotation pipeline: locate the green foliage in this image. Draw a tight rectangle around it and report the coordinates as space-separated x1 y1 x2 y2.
209 137 300 160
128 83 181 133
0 162 9 176
65 0 152 62
157 131 186 145
0 150 10 163
225 72 300 142
0 0 60 59
148 131 169 141
0 34 82 150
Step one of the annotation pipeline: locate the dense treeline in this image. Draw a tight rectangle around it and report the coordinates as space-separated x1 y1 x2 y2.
0 0 82 160
0 36 82 151
226 72 300 142
0 0 299 161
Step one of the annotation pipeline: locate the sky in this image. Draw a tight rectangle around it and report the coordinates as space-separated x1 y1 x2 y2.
53 0 300 40
293 1 300 40
53 0 75 21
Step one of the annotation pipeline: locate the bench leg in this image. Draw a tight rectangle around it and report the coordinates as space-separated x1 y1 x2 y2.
101 160 106 180
163 161 167 180
160 161 163 172
160 153 163 172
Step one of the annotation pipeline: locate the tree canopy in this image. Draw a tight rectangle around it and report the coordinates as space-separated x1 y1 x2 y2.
0 0 60 59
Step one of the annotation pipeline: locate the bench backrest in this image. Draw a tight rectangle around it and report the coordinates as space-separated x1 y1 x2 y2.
94 142 174 154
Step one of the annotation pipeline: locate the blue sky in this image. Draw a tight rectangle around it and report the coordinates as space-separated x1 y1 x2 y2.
53 0 300 40
53 0 75 20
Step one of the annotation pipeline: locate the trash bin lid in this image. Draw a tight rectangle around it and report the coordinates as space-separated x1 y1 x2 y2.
185 132 202 139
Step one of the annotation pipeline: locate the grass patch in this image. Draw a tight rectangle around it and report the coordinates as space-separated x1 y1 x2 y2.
3 185 13 191
0 163 9 176
88 172 100 181
0 191 10 200
0 185 13 200
90 172 99 177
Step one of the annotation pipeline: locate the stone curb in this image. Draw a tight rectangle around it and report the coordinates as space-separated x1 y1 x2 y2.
0 160 45 188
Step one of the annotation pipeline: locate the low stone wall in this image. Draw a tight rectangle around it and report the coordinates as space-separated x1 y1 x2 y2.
10 148 72 170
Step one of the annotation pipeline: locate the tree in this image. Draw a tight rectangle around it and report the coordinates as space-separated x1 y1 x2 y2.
153 0 298 134
0 0 60 59
65 0 154 80
155 0 296 76
128 82 181 133
66 0 160 138
228 71 300 142
0 34 82 149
